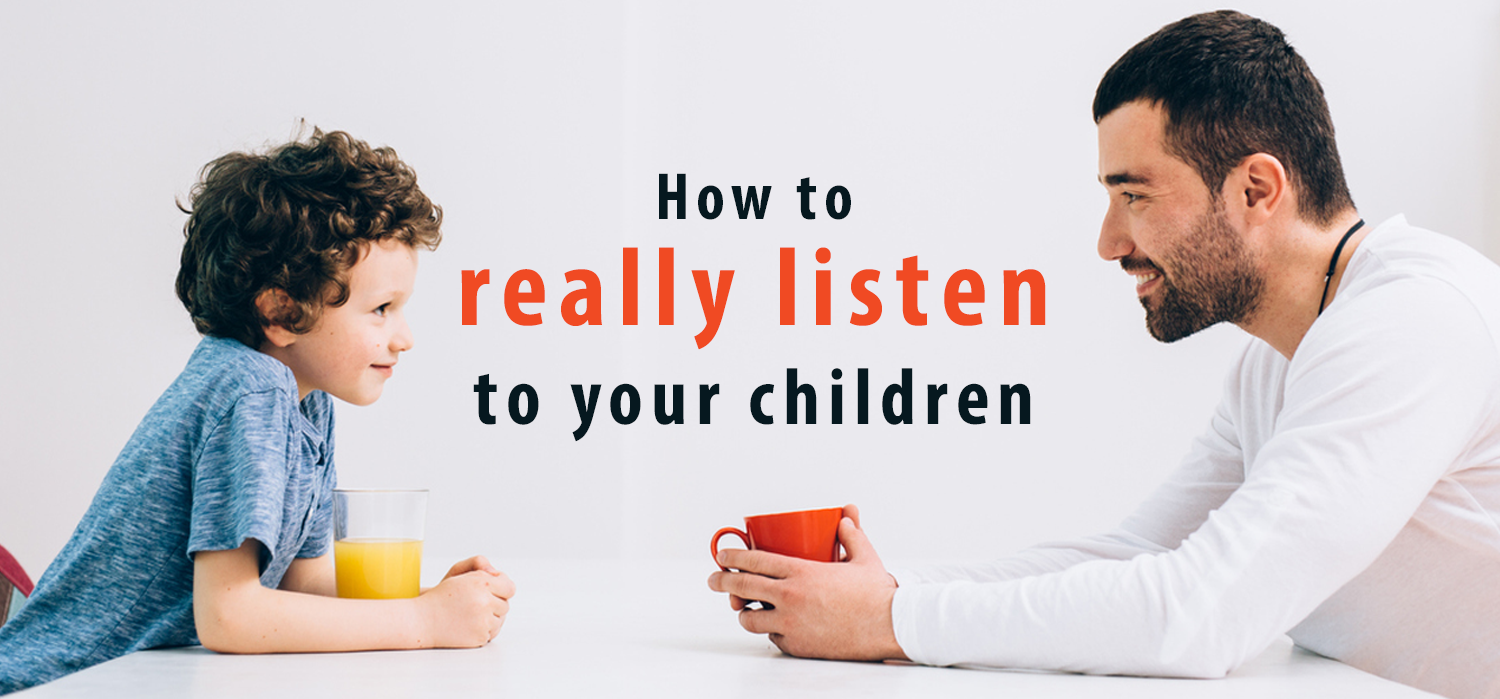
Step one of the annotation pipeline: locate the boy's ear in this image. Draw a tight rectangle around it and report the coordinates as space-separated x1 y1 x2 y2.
256 288 299 349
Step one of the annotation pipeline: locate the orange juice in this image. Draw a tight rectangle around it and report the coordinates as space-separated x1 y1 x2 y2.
334 538 423 599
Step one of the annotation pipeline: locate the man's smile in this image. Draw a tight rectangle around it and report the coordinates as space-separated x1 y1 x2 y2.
1121 257 1165 297
1133 270 1161 295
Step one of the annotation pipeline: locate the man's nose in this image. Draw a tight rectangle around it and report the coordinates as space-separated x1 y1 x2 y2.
1097 204 1134 262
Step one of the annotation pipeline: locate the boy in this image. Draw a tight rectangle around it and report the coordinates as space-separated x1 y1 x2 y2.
0 129 514 694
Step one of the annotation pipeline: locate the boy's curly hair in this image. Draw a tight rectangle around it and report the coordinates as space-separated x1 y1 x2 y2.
176 128 442 349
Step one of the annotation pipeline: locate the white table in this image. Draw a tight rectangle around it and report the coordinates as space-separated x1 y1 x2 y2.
21 559 1437 698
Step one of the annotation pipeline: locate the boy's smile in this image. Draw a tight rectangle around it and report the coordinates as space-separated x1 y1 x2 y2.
260 238 420 405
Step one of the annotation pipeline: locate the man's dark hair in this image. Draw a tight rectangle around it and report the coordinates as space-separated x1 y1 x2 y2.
176 128 442 348
1093 10 1355 226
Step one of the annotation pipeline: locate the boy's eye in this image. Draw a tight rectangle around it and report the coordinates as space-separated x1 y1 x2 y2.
374 303 390 317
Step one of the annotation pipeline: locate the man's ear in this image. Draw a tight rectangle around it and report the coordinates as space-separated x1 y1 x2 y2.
1228 153 1288 226
255 288 298 349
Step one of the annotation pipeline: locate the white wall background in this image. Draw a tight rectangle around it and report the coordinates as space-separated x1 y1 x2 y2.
2 1 1497 579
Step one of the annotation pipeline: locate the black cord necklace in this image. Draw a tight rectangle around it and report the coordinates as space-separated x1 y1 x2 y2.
1318 219 1366 316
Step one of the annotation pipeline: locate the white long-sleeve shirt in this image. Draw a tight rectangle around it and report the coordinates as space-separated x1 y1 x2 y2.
890 216 1500 699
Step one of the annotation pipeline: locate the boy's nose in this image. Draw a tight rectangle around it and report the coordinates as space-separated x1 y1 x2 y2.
391 317 415 353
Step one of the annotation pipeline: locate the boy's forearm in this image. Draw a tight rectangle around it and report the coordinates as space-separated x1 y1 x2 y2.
196 585 434 653
194 542 435 653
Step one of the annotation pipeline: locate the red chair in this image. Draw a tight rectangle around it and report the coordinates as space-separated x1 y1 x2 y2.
0 544 33 627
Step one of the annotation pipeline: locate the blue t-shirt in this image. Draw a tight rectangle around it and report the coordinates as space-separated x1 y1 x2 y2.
0 337 336 693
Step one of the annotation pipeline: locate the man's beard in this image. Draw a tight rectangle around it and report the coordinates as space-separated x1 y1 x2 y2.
1131 203 1264 343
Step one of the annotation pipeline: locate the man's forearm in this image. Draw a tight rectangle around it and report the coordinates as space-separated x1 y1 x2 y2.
891 529 1174 587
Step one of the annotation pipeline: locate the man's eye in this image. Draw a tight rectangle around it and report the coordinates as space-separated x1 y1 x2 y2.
1123 192 1143 204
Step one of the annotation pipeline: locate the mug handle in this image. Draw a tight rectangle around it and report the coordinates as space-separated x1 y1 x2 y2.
711 527 751 571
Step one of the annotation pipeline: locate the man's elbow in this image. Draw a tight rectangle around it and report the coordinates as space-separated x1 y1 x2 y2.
1148 625 1259 679
1159 656 1237 680
1069 646 1241 679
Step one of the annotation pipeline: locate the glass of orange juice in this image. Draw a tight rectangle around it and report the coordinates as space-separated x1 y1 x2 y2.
333 489 427 599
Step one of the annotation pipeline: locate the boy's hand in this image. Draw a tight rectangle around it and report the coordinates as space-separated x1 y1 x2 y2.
442 555 503 581
416 567 515 648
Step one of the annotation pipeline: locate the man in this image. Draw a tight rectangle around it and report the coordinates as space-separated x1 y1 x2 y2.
708 11 1500 699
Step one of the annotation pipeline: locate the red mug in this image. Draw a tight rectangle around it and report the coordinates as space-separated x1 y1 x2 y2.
710 507 844 571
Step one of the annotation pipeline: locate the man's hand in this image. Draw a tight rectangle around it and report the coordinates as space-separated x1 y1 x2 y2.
706 504 908 661
415 562 515 648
